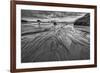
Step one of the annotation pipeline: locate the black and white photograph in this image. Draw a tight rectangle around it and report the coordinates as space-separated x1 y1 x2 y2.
10 1 97 72
21 10 90 63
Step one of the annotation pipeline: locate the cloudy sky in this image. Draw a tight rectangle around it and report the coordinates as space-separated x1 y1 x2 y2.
21 10 88 22
21 10 87 18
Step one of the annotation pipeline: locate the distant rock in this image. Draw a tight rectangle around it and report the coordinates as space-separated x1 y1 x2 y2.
21 19 28 23
74 13 90 26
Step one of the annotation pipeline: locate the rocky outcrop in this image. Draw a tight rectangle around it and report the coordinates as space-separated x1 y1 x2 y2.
74 13 90 26
21 27 90 63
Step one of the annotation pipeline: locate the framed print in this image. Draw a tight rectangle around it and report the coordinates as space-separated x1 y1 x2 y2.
10 0 97 73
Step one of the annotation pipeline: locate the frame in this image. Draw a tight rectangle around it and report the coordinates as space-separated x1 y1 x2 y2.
11 0 97 73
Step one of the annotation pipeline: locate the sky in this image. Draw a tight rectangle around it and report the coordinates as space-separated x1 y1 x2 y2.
21 10 87 22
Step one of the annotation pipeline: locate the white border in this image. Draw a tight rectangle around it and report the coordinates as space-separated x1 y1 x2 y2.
16 5 94 69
